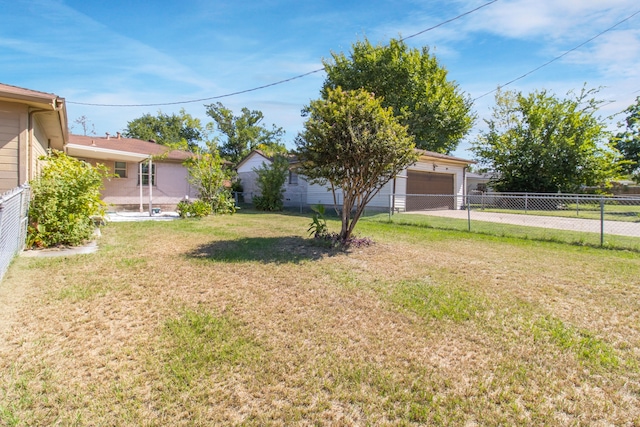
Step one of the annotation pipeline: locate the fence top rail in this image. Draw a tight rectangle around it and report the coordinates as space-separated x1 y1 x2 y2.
482 191 640 199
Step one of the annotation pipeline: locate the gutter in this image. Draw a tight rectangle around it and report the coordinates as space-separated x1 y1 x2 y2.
54 97 69 145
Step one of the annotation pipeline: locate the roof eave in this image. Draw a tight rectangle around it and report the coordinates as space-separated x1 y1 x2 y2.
65 143 151 162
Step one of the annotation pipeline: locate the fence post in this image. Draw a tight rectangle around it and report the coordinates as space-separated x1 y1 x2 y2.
576 195 579 217
525 193 528 214
600 197 605 247
467 194 471 231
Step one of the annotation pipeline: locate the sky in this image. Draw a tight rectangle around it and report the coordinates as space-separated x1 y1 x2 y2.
1 0 639 158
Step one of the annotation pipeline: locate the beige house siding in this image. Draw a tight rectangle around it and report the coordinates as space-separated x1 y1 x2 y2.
0 85 68 193
31 118 49 179
0 107 20 191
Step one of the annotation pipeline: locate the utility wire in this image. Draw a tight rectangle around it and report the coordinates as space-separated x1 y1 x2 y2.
473 9 640 101
67 0 499 108
400 0 498 42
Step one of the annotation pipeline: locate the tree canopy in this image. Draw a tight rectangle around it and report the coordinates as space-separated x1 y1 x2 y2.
613 96 640 183
205 102 286 164
296 87 418 242
471 88 621 193
123 109 205 151
322 38 474 154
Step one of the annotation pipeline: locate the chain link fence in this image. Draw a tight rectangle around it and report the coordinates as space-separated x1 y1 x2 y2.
235 190 640 250
0 185 30 282
395 192 640 249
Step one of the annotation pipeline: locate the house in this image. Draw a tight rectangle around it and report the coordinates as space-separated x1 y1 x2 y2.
65 133 198 212
466 172 493 194
236 149 474 212
0 83 68 192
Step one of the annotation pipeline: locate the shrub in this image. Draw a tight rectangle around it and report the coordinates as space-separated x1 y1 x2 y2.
210 190 237 215
176 199 213 218
185 146 236 215
307 204 329 238
253 154 289 211
27 150 108 248
308 204 373 249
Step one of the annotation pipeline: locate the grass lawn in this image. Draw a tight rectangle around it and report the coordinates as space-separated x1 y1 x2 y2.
470 204 640 223
1 211 640 425
369 213 640 252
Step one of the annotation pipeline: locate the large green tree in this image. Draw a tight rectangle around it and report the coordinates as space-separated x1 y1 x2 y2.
322 38 474 154
205 102 285 164
124 109 205 151
613 96 640 183
296 87 418 242
471 88 621 193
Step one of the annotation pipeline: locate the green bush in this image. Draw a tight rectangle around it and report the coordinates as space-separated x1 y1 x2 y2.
27 150 108 248
185 147 236 215
176 199 213 218
210 190 237 215
253 154 289 211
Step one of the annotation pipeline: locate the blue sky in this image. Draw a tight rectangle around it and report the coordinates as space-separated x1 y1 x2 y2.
2 0 639 158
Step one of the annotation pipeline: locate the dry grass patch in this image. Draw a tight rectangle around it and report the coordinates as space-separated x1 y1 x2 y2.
0 212 639 425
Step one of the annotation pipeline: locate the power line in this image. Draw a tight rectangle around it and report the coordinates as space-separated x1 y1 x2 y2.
400 0 498 42
473 9 640 101
68 69 325 107
67 0 499 108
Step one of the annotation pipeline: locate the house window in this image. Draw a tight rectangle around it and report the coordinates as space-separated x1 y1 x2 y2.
289 171 298 185
114 161 127 178
138 163 156 186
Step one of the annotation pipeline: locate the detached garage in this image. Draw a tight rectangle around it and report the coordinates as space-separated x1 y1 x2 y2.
394 150 474 212
237 148 474 212
406 170 455 210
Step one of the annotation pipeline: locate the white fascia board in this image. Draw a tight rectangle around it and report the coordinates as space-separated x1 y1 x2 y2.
65 143 150 162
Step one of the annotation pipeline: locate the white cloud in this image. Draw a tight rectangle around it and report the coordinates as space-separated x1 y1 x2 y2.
462 0 638 40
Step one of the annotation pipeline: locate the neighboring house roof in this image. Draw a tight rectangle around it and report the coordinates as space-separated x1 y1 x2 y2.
235 149 271 170
237 148 474 169
0 82 68 150
66 134 193 163
467 172 493 180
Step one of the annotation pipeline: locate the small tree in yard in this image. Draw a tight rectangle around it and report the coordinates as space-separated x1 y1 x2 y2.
296 87 418 243
185 144 236 214
28 151 108 248
253 154 289 211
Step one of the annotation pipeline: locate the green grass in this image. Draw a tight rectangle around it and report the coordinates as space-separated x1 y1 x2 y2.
391 280 482 323
531 315 620 370
473 204 640 223
161 308 263 388
364 213 640 252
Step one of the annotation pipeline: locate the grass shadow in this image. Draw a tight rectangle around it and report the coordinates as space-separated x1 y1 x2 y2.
187 236 335 264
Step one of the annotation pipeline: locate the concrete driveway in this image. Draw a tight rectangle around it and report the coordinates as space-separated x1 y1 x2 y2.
405 209 640 238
